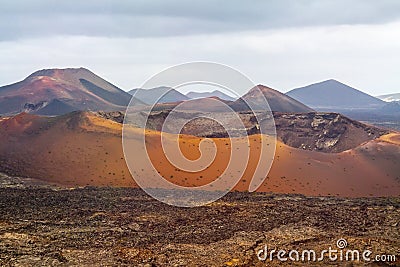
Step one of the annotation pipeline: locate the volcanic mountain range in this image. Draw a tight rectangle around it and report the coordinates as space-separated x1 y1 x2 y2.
0 68 399 197
1 68 398 117
0 68 314 115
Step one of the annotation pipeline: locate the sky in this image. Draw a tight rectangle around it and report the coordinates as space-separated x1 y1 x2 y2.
0 0 399 96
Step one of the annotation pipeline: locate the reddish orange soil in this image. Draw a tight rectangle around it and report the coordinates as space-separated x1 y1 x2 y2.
0 112 399 197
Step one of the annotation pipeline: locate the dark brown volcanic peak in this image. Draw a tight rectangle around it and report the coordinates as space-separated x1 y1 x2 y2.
27 68 123 94
159 96 233 112
286 79 385 110
129 86 189 105
0 68 135 115
186 90 236 101
230 85 314 113
273 112 388 152
97 110 389 153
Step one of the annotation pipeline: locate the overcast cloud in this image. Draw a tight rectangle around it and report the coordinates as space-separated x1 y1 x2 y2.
1 0 400 40
0 0 400 95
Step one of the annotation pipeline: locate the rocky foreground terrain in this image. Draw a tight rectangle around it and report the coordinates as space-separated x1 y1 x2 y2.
0 174 398 266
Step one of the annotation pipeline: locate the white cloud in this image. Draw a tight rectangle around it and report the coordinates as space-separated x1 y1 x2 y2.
1 0 400 40
0 21 399 95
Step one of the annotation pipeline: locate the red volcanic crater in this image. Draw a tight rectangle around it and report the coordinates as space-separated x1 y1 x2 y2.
0 111 399 197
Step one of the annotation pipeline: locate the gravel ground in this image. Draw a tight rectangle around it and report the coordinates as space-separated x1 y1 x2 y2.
0 184 399 266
